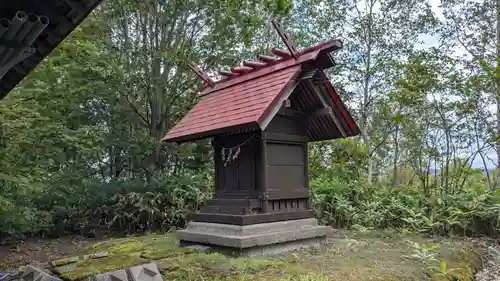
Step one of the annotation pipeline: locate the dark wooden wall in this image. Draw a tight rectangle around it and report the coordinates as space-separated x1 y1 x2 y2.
213 132 261 199
190 107 315 224
262 109 311 215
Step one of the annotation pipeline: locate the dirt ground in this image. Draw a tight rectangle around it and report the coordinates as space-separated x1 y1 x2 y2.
0 235 101 271
0 230 484 281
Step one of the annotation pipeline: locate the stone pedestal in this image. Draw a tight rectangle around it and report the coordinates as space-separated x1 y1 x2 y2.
176 218 332 257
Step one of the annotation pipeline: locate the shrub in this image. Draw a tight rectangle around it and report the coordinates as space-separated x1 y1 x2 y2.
311 173 500 237
0 171 213 241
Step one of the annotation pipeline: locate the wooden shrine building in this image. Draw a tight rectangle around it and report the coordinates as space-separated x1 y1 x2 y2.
162 21 360 256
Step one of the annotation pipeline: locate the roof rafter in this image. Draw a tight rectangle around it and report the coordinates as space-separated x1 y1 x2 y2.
304 79 347 137
271 48 291 58
307 106 333 120
231 66 253 74
188 62 215 88
243 60 267 68
258 54 280 63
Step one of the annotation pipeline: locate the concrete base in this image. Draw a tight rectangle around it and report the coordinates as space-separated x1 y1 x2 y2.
176 218 332 257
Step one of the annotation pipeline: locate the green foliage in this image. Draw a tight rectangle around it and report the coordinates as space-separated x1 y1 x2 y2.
402 241 439 264
0 171 211 240
311 147 500 237
0 0 288 240
0 0 499 257
307 138 500 238
93 173 212 234
309 138 368 182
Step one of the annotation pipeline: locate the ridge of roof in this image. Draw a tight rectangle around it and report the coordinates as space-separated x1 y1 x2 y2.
198 39 342 97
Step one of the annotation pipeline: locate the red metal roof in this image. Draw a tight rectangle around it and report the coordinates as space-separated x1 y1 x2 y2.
164 65 300 142
162 39 360 143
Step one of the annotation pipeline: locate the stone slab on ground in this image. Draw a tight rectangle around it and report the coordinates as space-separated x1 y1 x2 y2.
53 263 79 274
93 269 128 281
84 252 108 260
91 263 163 281
128 263 163 281
51 252 108 267
20 265 61 281
92 263 163 281
177 218 332 257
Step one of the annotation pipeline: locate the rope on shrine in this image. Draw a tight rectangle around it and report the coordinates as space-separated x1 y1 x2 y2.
220 133 257 167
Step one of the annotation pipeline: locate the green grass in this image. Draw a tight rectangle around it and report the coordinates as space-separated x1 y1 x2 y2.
51 230 483 281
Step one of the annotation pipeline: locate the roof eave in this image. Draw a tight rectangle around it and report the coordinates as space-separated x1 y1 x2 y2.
162 121 260 144
325 83 360 137
0 0 105 99
298 39 343 58
285 69 360 142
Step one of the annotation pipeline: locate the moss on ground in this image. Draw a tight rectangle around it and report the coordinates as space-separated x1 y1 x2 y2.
51 230 483 281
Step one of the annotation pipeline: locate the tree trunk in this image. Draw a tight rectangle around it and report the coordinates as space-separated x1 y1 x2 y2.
392 123 400 186
496 0 500 188
362 0 375 185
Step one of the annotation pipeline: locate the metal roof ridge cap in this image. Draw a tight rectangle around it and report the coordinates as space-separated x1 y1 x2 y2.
296 39 343 56
199 51 320 98
197 39 341 97
199 62 298 97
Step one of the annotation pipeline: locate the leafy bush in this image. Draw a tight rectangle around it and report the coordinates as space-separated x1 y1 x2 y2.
307 138 500 237
310 143 500 237
0 171 212 241
93 173 212 234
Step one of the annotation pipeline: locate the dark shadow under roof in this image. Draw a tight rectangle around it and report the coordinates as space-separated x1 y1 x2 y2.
0 0 103 100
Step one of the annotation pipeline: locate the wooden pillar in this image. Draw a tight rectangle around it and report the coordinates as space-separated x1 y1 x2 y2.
303 142 311 209
213 138 222 197
260 132 268 213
